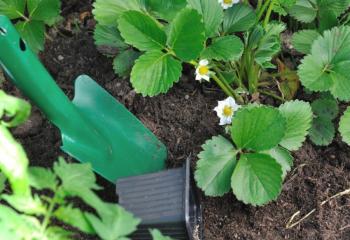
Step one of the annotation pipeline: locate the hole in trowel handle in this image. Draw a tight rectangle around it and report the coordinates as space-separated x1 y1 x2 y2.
19 38 26 51
0 27 6 36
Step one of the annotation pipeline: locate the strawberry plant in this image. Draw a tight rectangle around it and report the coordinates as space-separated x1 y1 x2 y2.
0 0 61 52
195 101 313 205
294 26 350 146
93 0 286 103
0 90 173 240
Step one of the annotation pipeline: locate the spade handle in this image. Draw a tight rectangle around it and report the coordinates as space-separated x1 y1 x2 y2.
0 15 110 152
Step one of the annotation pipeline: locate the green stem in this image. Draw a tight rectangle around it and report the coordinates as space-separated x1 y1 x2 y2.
16 11 30 22
212 68 244 104
257 0 272 22
263 0 275 28
41 188 59 233
257 0 263 11
259 90 285 102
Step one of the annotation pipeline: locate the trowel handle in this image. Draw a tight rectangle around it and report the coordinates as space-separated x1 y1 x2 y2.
0 15 77 130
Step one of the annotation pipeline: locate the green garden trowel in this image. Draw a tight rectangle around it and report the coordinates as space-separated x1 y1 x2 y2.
0 15 167 183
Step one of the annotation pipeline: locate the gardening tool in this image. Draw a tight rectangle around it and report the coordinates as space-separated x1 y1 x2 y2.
0 15 167 183
116 158 203 240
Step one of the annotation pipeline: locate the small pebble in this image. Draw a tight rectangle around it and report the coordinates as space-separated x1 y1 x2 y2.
185 95 189 100
58 55 64 61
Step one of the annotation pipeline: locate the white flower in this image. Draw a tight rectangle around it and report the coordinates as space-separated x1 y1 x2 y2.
218 0 240 9
214 97 241 125
195 59 211 82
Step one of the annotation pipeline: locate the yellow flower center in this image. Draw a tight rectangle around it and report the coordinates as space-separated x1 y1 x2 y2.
198 65 209 75
223 105 233 117
223 0 233 4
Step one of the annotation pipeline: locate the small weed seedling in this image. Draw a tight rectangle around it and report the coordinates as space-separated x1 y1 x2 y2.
0 0 61 52
0 90 173 240
195 100 313 205
93 0 287 103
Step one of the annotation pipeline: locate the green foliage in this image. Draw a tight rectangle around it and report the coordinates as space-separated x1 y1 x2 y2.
195 136 237 196
309 97 338 146
0 0 61 52
201 35 243 61
145 0 187 22
231 153 283 206
292 30 321 54
187 0 223 37
223 3 256 33
92 0 287 99
278 100 313 151
272 0 297 16
130 51 182 96
150 229 175 240
167 8 205 61
299 26 350 101
288 0 350 31
339 106 350 145
195 103 311 206
231 106 286 151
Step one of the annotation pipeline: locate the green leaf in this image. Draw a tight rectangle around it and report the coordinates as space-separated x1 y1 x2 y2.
93 0 143 25
94 24 128 52
54 205 95 234
187 0 223 37
231 153 283 206
311 98 339 120
298 26 350 100
278 100 313 151
118 10 167 51
15 20 45 53
28 167 57 190
2 194 46 215
195 135 237 196
53 157 100 196
292 30 321 54
0 90 31 127
339 106 350 145
309 117 335 146
130 51 182 96
113 49 141 77
145 0 187 22
27 0 61 24
0 0 25 19
85 204 140 240
0 125 30 196
254 23 286 69
167 8 205 61
0 205 36 240
272 0 296 16
267 146 293 179
46 227 73 240
288 0 317 23
0 173 6 193
318 0 350 18
231 105 286 151
223 3 256 33
201 35 243 61
150 229 174 240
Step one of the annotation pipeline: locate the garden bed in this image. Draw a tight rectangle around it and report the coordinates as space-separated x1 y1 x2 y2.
5 1 350 239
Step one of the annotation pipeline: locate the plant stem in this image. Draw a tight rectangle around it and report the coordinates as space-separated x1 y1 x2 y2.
257 0 263 11
41 188 59 233
212 69 244 104
259 90 285 102
257 0 272 22
263 0 275 28
16 11 30 22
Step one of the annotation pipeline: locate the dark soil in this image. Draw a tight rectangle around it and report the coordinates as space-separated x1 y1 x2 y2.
4 1 350 239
